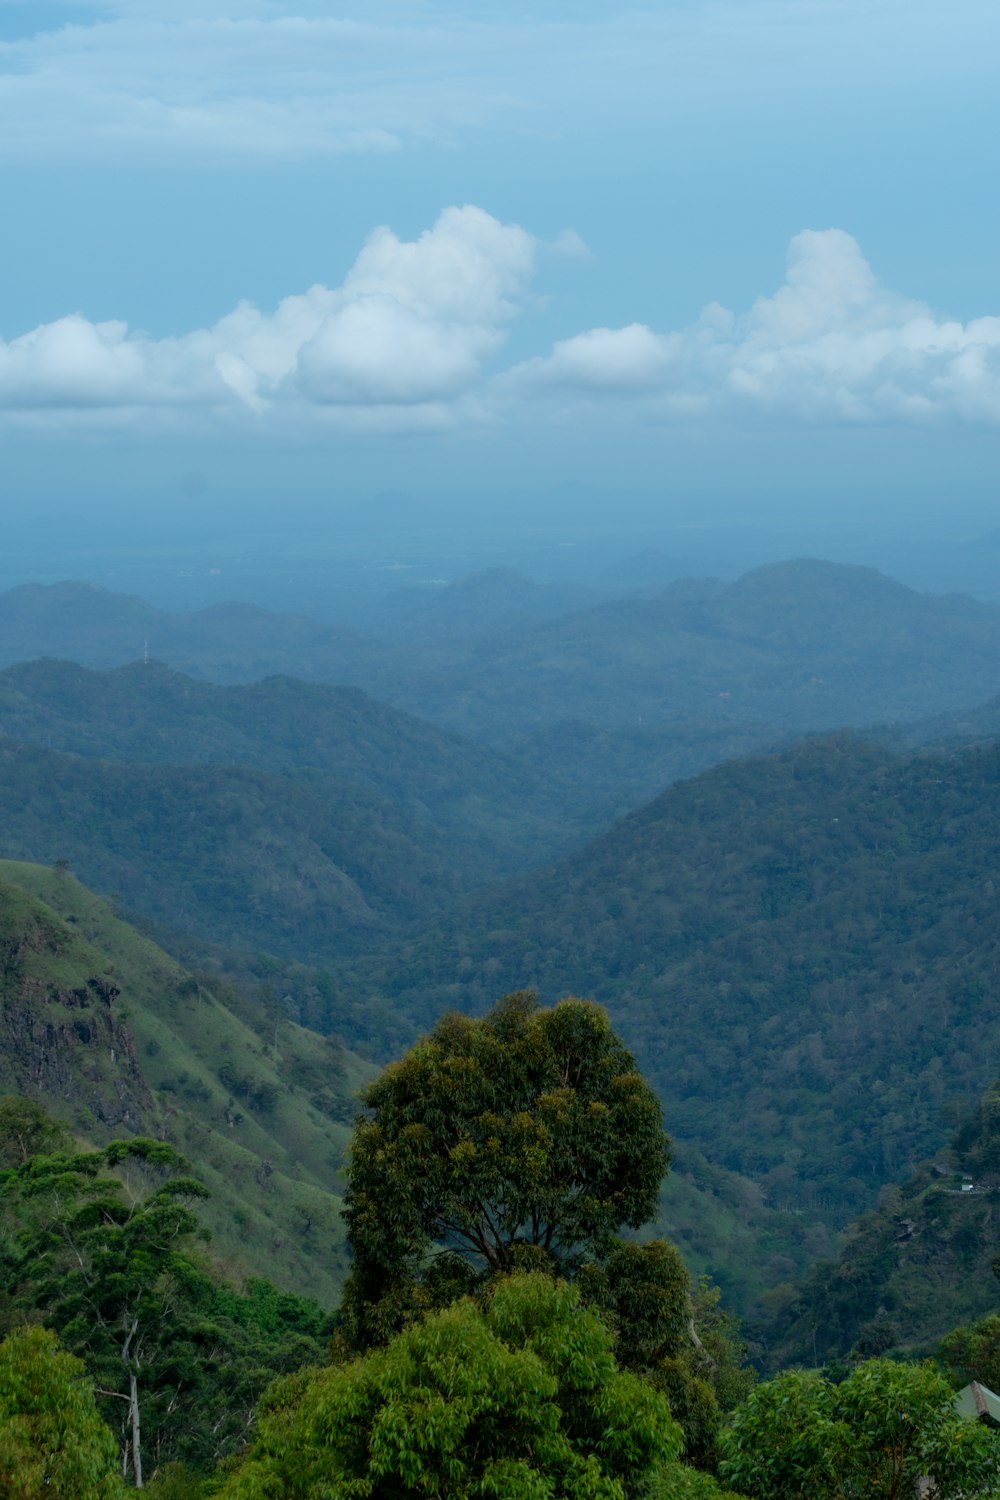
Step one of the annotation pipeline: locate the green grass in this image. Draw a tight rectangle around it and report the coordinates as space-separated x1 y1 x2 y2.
0 860 374 1306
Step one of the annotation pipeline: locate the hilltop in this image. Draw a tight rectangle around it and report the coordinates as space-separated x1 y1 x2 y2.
396 559 1000 738
0 580 386 686
5 562 1000 755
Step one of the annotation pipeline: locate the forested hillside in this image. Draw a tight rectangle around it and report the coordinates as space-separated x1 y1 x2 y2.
4 566 1000 1335
766 1081 1000 1368
0 738 464 960
0 861 367 1303
0 580 386 686
382 559 1000 738
0 658 585 876
359 735 1000 1226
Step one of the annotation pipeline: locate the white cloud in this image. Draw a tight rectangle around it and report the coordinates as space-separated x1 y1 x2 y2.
0 206 535 422
4 217 1000 431
527 324 672 393
517 229 1000 426
0 314 228 409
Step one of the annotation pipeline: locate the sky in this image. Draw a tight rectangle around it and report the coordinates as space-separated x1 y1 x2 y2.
2 0 1000 554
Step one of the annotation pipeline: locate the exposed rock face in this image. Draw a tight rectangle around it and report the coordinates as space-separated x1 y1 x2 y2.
0 906 155 1131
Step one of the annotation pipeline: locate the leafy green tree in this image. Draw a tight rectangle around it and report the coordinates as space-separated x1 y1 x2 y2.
343 992 669 1346
580 1240 728 1466
1 1136 331 1485
939 1311 1000 1392
719 1358 999 1500
645 1464 747 1500
0 1096 71 1168
718 1370 851 1499
2 1138 209 1487
0 1324 125 1499
835 1357 998 1500
219 1272 682 1500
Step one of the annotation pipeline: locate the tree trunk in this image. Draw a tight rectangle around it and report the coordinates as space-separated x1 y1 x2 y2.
122 1315 143 1489
129 1369 143 1489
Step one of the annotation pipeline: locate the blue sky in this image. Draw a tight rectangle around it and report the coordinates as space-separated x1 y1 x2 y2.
2 0 1000 536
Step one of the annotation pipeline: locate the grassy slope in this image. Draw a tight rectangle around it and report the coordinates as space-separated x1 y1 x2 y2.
0 861 373 1306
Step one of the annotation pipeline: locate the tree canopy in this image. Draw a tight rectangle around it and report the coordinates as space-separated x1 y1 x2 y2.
219 1272 682 1500
0 1128 330 1486
719 1359 999 1500
342 993 669 1345
0 1324 124 1499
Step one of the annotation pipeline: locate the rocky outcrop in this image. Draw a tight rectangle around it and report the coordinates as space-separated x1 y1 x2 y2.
0 937 155 1131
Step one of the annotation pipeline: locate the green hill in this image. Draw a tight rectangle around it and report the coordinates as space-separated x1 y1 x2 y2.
0 737 464 962
0 860 372 1305
0 657 580 878
765 1082 1000 1369
381 559 1000 738
7 562 1000 753
353 733 1000 1240
365 566 603 647
0 580 387 686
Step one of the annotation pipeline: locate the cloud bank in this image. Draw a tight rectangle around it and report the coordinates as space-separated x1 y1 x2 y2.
3 212 1000 431
0 207 535 426
516 229 1000 427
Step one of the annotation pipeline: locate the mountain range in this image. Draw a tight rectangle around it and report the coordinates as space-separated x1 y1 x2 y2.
6 559 1000 750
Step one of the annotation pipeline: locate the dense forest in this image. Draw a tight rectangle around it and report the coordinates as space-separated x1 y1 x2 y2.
3 995 999 1495
4 559 1000 1491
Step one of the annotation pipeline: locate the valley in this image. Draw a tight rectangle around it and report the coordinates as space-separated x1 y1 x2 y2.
2 556 1000 1340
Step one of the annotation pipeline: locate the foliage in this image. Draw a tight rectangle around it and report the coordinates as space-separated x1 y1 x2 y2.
0 1096 71 1167
688 1278 757 1414
579 1241 747 1466
644 1463 746 1500
220 1272 682 1500
342 993 668 1347
0 864 366 1305
0 1324 125 1499
0 1134 329 1482
719 1371 853 1499
765 1080 1000 1367
719 1359 999 1500
939 1312 1000 1392
359 733 1000 1318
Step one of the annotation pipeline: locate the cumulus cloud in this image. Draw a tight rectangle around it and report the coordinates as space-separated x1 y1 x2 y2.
0 206 535 422
516 229 1000 425
296 208 535 405
4 218 1000 431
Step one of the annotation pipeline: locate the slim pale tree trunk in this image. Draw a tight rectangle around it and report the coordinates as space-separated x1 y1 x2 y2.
129 1369 143 1489
122 1315 143 1489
